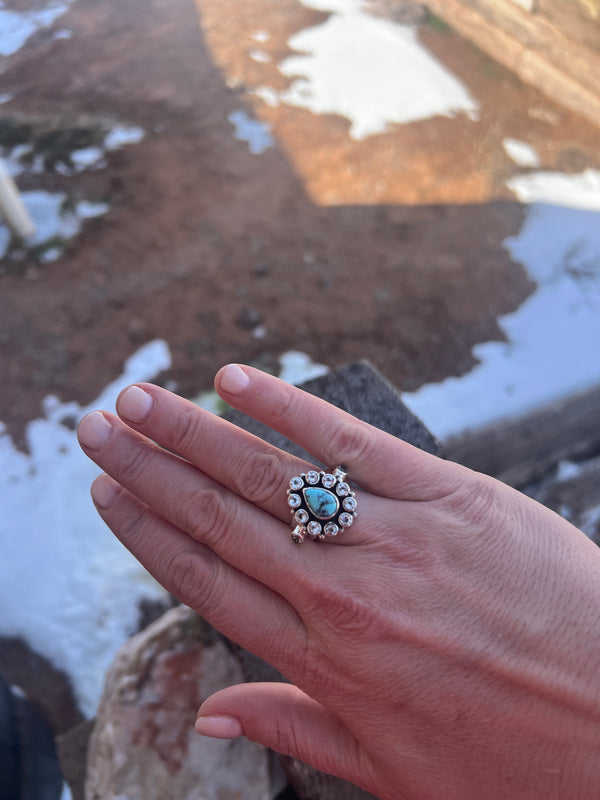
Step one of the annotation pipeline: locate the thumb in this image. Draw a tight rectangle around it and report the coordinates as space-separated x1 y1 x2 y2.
195 681 369 788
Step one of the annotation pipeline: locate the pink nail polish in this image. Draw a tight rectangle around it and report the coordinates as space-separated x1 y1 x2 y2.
219 364 250 395
118 385 154 423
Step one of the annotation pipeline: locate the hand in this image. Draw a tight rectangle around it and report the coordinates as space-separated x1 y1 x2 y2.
77 364 600 800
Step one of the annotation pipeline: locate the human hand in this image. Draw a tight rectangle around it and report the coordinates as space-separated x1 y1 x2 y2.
77 365 600 800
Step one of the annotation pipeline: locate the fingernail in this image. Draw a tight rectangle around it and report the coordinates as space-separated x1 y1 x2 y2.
91 474 119 509
78 412 112 451
219 364 250 395
118 385 154 423
195 715 243 739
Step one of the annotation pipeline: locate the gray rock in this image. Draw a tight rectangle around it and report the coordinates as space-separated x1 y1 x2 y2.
224 360 441 466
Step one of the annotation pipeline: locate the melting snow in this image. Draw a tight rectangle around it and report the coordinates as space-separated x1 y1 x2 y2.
0 0 76 57
229 110 275 154
0 190 109 260
0 341 171 717
258 0 478 139
278 350 329 384
503 138 540 168
404 169 600 439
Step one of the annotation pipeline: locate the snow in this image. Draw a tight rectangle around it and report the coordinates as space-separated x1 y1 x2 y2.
503 138 540 168
249 48 271 63
0 122 144 258
0 190 109 260
0 344 329 716
0 1 75 57
262 0 478 139
69 146 105 169
104 125 145 150
0 341 171 717
64 125 145 175
228 110 275 154
278 351 329 384
404 169 600 439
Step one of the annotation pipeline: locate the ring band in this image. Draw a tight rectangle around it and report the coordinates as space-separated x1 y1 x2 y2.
286 465 357 543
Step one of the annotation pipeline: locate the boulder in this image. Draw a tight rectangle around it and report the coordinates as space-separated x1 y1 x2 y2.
85 606 270 800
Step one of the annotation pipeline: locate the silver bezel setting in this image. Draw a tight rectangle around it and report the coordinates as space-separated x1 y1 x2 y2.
287 467 357 543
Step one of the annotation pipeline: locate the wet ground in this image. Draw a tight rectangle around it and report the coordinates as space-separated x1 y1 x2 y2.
1 0 599 450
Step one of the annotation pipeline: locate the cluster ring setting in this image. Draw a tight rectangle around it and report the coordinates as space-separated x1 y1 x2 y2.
286 465 357 543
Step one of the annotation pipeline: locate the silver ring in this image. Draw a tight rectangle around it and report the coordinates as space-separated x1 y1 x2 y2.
286 465 357 543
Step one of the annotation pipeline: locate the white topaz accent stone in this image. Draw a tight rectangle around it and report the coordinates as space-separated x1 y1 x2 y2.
288 493 301 509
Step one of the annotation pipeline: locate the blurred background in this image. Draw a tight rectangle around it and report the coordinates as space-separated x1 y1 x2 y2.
0 0 599 796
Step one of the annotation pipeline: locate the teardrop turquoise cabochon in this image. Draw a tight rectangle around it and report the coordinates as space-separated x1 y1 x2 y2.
303 487 339 520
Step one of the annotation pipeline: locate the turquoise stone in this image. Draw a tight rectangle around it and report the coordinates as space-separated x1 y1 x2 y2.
303 487 339 520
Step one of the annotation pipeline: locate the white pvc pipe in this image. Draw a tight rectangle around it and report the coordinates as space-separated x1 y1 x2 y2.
0 159 35 240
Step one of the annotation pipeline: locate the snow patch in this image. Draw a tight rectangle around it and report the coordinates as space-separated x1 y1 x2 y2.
104 124 145 150
278 351 329 384
229 110 275 154
404 169 600 439
249 49 271 63
251 30 270 42
0 1 76 57
0 341 171 717
257 0 478 139
503 138 540 168
0 190 109 260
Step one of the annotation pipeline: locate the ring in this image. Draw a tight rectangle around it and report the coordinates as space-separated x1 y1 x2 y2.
286 466 357 543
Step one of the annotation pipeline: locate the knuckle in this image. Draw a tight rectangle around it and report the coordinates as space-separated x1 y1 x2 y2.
234 450 284 506
117 503 148 545
442 471 501 530
182 486 229 547
269 385 296 426
309 582 374 638
163 549 208 607
324 420 375 467
169 404 197 452
118 442 151 485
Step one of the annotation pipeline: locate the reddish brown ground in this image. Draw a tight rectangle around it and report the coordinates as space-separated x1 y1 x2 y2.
1 0 600 451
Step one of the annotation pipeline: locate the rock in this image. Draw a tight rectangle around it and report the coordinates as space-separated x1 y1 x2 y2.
56 720 95 800
224 360 441 465
85 606 270 800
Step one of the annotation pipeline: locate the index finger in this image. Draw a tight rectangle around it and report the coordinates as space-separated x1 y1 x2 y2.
215 364 458 502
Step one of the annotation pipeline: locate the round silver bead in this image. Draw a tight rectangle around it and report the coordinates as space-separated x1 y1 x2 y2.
339 512 353 528
288 493 301 509
342 496 357 512
295 509 309 524
306 470 320 485
307 521 322 536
